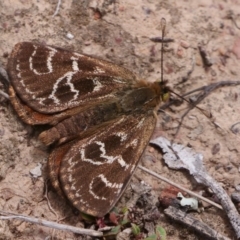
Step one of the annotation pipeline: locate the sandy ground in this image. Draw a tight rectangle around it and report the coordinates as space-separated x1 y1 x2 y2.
1 0 240 239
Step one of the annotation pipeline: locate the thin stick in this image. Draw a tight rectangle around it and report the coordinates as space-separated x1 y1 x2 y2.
138 165 223 210
52 0 62 17
0 210 103 237
159 80 240 136
160 18 166 84
0 90 9 99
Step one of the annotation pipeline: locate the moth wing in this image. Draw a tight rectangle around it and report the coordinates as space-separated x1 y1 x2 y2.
8 42 137 114
49 113 156 217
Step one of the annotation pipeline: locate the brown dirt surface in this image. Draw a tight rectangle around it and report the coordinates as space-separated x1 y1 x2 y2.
1 0 240 239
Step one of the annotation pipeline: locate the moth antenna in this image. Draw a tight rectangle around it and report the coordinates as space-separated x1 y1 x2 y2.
161 18 166 84
157 20 212 136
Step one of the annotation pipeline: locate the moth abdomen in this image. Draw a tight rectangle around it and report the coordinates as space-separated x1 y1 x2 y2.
39 101 121 145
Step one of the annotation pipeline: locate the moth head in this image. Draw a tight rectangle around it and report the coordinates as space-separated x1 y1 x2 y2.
159 80 170 102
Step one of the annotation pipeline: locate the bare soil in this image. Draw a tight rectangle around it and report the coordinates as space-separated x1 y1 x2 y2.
1 0 240 239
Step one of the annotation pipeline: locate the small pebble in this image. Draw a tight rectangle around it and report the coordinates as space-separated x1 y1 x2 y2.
235 184 240 191
180 40 190 49
66 32 74 40
29 163 42 178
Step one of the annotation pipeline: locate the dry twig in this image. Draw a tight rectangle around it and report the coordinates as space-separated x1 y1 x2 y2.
0 210 103 237
151 137 240 239
165 206 231 240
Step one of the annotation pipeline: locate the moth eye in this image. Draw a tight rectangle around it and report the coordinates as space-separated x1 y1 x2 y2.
162 92 170 102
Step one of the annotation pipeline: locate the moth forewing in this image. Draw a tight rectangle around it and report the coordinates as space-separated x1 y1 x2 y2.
7 42 137 114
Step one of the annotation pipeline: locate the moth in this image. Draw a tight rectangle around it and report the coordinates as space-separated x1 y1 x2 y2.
7 41 170 217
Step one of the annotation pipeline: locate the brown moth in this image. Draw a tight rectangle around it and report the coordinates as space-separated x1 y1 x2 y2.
7 41 170 217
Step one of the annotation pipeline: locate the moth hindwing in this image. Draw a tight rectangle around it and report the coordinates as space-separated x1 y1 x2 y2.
7 42 170 217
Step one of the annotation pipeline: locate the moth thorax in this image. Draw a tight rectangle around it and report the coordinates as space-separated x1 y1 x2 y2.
119 88 158 113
